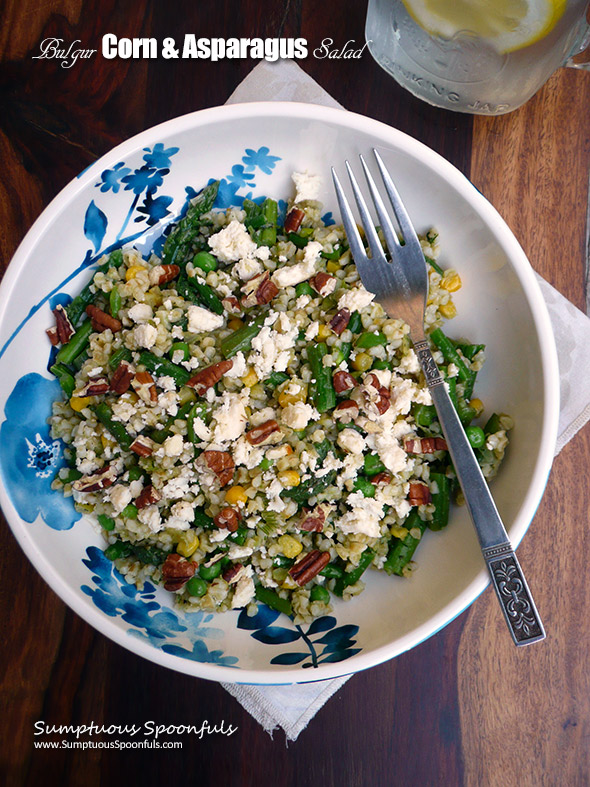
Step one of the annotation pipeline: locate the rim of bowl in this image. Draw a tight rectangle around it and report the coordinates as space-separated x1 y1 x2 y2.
0 101 560 684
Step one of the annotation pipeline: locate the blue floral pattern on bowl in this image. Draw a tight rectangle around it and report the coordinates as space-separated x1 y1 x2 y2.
0 141 363 673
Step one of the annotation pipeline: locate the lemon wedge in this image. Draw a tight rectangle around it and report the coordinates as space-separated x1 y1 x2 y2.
401 0 566 53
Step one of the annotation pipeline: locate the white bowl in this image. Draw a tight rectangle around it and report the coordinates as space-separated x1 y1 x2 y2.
0 102 559 683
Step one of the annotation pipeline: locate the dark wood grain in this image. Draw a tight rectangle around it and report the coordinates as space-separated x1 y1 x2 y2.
1 2 589 785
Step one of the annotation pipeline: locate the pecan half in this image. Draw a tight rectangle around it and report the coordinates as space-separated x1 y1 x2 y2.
284 207 305 233
72 465 118 493
329 308 351 336
365 373 391 416
409 481 432 506
333 370 357 393
52 304 75 344
246 420 280 446
132 371 158 403
129 435 155 457
288 550 331 586
75 378 110 397
241 271 279 308
298 507 326 533
162 553 196 592
214 506 240 532
222 562 244 583
135 484 161 509
86 305 122 333
149 264 180 286
46 326 59 346
333 399 360 423
187 360 233 395
310 272 337 297
110 360 134 394
372 472 392 485
203 450 235 487
222 295 241 314
404 437 448 454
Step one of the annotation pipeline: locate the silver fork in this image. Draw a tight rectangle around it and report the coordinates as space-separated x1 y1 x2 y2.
332 149 545 646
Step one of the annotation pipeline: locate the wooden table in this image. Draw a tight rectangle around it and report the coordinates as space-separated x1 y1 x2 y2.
2 2 590 784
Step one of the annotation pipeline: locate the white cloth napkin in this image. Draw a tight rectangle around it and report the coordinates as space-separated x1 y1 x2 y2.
220 60 590 741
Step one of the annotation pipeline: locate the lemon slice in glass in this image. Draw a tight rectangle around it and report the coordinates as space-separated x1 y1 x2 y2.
401 0 566 53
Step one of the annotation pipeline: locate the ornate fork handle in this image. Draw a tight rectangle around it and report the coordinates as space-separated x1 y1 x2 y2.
414 339 545 645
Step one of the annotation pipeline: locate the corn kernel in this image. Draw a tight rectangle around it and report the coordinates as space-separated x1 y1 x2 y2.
440 272 462 292
69 395 94 412
281 575 298 590
316 324 332 340
225 485 248 505
228 317 244 331
352 352 372 372
278 470 300 488
439 301 457 319
241 368 258 387
125 264 146 281
391 526 409 540
177 531 200 558
278 383 308 407
277 534 303 559
469 398 484 417
100 434 116 449
326 260 340 273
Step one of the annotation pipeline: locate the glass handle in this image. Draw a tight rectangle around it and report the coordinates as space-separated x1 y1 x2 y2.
565 7 590 70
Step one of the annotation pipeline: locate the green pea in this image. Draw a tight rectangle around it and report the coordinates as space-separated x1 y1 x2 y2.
169 341 190 362
353 477 376 498
372 359 393 371
186 577 208 597
121 504 138 519
295 282 316 298
193 251 218 272
98 514 116 531
104 541 131 560
466 425 486 448
310 585 330 603
258 457 273 471
199 561 223 581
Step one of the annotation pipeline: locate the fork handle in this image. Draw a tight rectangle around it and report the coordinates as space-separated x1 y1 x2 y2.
414 339 545 646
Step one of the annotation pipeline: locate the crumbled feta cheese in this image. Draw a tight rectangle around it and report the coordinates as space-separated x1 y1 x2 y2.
271 242 322 289
138 504 162 533
267 478 286 512
212 391 248 443
292 171 321 203
235 257 263 281
107 484 132 514
397 349 421 375
338 286 375 313
208 219 257 262
248 322 298 378
210 528 230 543
305 321 319 341
280 401 317 430
231 566 255 608
191 417 212 442
249 406 276 426
373 433 407 474
157 391 178 416
295 294 311 309
166 500 194 531
224 351 247 379
163 433 184 457
128 303 153 323
111 400 136 423
171 325 184 339
161 475 190 499
336 493 384 539
337 428 366 454
254 246 270 261
233 435 264 469
227 544 254 560
316 452 344 478
158 375 176 392
133 323 158 349
187 305 225 333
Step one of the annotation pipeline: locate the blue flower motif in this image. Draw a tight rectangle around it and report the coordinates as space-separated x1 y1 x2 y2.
242 147 281 175
96 162 132 193
142 143 179 170
135 193 174 226
226 165 256 189
122 165 167 196
0 374 80 531
81 547 239 666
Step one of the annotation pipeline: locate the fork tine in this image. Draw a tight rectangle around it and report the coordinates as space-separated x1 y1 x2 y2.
359 154 401 258
344 161 384 261
331 167 366 265
373 149 420 247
